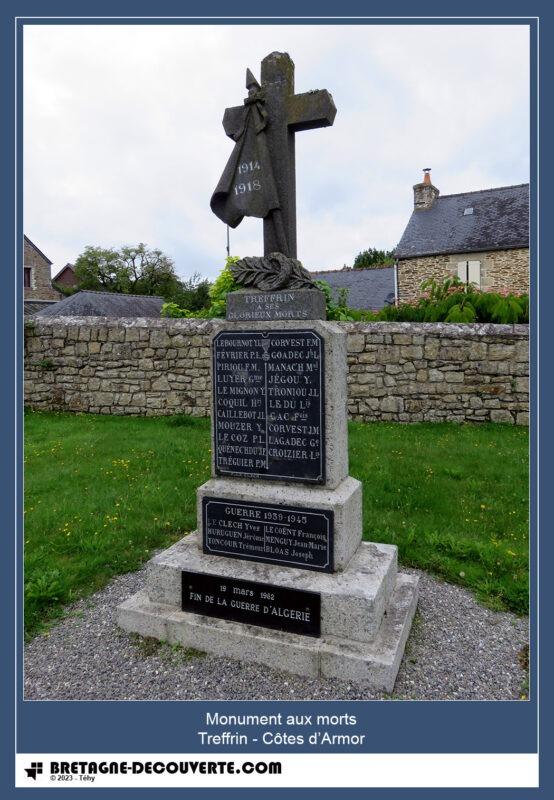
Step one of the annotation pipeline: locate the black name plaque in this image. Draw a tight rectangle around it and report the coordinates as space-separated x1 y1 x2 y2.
213 330 325 483
203 497 333 572
181 570 321 637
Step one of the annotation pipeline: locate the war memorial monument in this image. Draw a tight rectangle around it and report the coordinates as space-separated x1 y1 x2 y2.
118 52 419 691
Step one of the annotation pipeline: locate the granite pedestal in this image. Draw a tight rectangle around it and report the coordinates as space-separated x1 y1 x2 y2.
118 306 418 692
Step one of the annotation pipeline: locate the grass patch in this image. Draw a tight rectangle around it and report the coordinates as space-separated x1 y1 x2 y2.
24 410 211 638
130 634 164 658
349 420 528 614
129 634 205 663
24 411 528 637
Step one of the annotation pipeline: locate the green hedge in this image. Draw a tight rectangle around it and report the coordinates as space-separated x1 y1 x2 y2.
162 267 529 326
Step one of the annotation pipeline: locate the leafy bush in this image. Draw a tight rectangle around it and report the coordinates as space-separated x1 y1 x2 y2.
160 302 208 319
170 272 211 311
52 282 78 298
416 277 528 324
162 256 240 318
162 267 528 325
352 277 528 324
206 256 240 316
314 280 355 321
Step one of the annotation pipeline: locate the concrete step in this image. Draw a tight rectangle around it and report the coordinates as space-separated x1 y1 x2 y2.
197 476 363 571
145 533 398 644
118 572 419 693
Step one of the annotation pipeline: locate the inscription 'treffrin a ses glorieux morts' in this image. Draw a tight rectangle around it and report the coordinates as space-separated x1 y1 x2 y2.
213 330 325 482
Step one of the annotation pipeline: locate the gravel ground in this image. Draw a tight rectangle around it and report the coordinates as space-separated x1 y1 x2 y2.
24 566 529 701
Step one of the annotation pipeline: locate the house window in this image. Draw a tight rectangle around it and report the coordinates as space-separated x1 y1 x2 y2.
457 260 481 288
24 267 32 288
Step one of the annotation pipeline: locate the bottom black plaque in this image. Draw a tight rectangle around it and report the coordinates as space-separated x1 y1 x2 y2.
181 570 321 637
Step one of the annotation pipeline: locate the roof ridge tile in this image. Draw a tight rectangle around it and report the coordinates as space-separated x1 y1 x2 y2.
438 183 529 200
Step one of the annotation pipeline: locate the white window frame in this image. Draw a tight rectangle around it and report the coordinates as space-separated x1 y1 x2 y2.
457 260 481 289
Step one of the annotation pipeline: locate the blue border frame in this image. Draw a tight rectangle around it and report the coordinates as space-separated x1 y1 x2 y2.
2 2 549 798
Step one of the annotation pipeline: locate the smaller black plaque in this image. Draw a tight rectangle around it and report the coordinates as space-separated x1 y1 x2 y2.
181 570 321 637
203 498 333 572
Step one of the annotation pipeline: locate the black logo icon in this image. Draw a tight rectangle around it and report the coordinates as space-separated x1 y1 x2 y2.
24 762 43 780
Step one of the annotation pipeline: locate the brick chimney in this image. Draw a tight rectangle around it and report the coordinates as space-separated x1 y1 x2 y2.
413 168 439 210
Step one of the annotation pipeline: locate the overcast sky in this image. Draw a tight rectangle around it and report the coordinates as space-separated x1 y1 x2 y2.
24 23 529 281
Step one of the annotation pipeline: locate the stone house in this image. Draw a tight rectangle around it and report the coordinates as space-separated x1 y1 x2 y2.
395 171 529 303
24 236 61 302
52 262 78 289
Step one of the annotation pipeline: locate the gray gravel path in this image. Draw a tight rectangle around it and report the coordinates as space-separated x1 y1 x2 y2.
24 566 528 701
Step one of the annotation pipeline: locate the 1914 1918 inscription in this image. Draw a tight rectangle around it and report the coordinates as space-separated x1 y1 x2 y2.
213 330 325 482
181 570 321 637
203 498 333 572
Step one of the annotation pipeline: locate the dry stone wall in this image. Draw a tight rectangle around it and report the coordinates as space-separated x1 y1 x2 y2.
24 317 529 425
344 322 528 425
25 317 215 417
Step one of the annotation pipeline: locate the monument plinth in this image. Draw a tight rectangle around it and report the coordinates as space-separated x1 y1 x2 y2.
117 52 418 691
118 308 418 689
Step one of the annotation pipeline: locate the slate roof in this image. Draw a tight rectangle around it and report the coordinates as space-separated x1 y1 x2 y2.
310 267 395 311
395 183 529 259
35 290 165 318
24 300 59 316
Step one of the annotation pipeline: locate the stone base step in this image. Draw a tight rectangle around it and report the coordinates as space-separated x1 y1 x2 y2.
117 573 419 693
145 533 397 643
197 476 363 571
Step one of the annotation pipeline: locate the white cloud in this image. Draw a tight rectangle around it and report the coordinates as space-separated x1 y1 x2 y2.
23 23 529 279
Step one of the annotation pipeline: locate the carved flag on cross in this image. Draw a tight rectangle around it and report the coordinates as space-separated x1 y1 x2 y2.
210 52 336 258
210 69 280 229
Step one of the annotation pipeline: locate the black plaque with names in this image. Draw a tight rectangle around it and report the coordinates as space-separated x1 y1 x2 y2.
181 570 321 637
213 330 325 483
203 497 333 572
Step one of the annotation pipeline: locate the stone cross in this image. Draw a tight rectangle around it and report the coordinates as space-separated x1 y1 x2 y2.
221 51 336 259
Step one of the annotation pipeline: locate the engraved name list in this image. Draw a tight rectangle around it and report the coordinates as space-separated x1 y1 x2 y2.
213 330 325 482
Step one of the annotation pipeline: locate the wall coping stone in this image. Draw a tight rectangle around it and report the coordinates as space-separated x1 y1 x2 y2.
342 321 528 338
26 316 529 339
25 316 224 332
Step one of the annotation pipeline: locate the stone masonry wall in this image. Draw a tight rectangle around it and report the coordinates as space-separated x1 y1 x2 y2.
398 248 529 303
344 322 528 425
25 317 215 416
24 317 529 425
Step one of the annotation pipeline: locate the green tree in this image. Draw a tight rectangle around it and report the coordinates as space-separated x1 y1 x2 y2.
170 272 212 311
353 247 395 269
118 244 180 297
74 246 125 292
74 243 181 299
